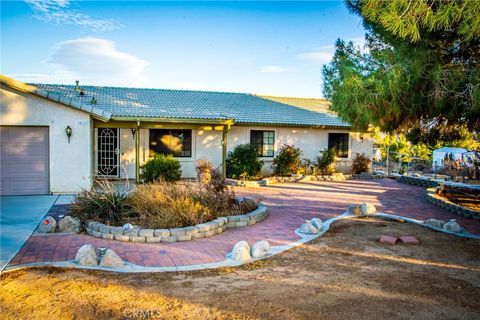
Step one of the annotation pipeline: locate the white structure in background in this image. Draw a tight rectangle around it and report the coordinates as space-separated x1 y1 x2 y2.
432 147 468 170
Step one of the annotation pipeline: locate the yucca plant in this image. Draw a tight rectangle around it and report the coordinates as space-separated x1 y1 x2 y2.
69 177 133 225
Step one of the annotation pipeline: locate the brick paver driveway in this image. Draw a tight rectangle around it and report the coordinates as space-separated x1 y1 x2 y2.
8 179 480 268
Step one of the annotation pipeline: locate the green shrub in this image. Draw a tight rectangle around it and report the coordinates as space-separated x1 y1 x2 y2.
226 144 263 180
316 149 336 175
272 144 302 176
140 153 182 183
69 178 133 226
351 153 371 174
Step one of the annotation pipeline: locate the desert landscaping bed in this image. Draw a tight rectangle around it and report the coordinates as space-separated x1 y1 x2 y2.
2 217 479 320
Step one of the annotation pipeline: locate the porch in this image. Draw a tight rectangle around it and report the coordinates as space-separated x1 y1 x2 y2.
93 118 234 182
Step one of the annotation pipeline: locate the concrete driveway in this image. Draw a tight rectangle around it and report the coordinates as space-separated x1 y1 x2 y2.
0 195 58 270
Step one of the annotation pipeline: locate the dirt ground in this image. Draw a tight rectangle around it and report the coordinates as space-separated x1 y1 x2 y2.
1 217 480 320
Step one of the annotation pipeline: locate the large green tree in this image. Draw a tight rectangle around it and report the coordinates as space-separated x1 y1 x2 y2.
323 0 480 133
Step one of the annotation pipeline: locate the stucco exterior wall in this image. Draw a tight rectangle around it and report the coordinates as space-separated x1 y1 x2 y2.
119 129 223 179
227 125 373 174
0 87 92 193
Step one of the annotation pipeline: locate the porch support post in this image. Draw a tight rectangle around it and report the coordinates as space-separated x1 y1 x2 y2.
135 121 140 182
222 126 229 179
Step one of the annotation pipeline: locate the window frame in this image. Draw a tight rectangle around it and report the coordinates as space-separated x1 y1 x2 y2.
250 130 275 158
328 133 349 158
149 129 192 158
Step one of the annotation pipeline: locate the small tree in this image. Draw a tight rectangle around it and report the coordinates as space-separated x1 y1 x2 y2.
140 153 182 183
272 145 302 176
226 144 263 181
316 149 336 175
351 153 371 174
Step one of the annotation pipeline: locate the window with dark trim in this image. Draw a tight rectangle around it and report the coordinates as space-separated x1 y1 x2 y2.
149 129 192 157
250 130 275 157
328 133 349 158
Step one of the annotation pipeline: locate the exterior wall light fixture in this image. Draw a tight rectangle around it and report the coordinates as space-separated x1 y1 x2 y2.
65 126 73 143
131 128 137 140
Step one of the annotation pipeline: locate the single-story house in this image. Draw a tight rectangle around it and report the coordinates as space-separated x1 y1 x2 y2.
0 75 373 195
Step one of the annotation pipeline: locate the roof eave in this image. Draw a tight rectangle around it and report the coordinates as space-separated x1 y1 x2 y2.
111 116 235 126
0 74 111 122
235 121 351 129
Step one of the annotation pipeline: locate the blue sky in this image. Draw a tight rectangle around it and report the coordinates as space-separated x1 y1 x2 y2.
1 1 365 97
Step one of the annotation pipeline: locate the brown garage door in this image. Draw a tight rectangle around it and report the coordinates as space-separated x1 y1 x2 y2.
0 126 49 195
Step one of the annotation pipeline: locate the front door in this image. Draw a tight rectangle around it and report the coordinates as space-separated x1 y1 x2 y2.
97 128 119 177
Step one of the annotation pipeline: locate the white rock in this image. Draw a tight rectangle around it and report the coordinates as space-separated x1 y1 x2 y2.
347 204 362 215
251 240 269 258
360 202 376 215
310 218 323 230
232 241 251 261
122 223 133 231
37 216 57 233
75 244 98 266
443 219 463 233
299 221 319 234
423 219 445 228
99 249 125 267
58 216 81 233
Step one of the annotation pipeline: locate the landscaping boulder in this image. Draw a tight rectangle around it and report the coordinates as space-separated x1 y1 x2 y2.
360 202 376 215
99 249 125 267
75 244 98 266
347 204 362 215
37 216 57 233
298 221 319 234
423 219 445 229
232 241 251 261
310 218 323 230
123 223 134 231
123 226 140 236
58 216 81 233
251 240 269 258
443 219 463 233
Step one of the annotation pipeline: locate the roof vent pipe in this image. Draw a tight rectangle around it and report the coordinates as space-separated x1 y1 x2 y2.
75 80 79 91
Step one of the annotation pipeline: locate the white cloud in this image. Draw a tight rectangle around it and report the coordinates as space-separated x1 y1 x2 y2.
25 0 123 32
45 37 148 86
298 37 367 65
257 65 292 73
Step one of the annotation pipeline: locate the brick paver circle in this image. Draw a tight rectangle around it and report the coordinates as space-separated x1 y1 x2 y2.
9 179 480 268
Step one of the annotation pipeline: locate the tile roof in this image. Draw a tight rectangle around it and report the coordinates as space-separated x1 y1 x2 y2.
30 83 350 127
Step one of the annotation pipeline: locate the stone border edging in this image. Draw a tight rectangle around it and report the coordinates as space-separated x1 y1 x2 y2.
85 204 268 243
226 173 383 187
425 188 480 220
5 210 478 274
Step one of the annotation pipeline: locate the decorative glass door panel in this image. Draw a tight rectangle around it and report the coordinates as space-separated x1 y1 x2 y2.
97 128 119 177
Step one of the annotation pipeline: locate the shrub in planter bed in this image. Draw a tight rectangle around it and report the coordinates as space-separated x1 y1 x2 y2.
71 178 258 230
272 144 302 176
70 178 133 226
196 159 214 184
351 153 371 174
226 144 263 181
140 153 182 183
316 149 336 175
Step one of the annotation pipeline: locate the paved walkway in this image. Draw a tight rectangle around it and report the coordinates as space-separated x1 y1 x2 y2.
8 180 480 268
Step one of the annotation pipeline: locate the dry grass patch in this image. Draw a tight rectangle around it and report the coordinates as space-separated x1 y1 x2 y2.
2 218 479 320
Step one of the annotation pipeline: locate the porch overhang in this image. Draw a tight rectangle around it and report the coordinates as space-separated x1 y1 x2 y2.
93 117 234 181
